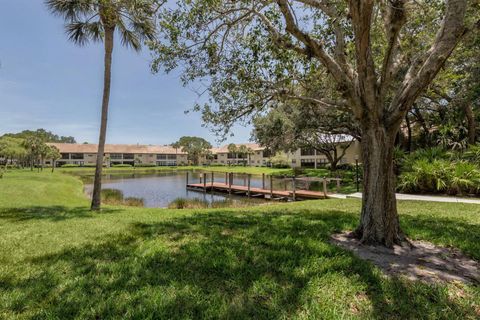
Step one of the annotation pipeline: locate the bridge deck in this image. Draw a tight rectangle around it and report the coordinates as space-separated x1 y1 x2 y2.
186 182 326 200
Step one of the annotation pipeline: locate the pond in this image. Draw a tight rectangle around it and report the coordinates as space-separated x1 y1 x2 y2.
83 171 294 208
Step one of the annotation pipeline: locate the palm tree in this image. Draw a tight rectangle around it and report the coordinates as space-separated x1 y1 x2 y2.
47 145 61 172
46 0 157 210
227 143 237 166
22 136 45 171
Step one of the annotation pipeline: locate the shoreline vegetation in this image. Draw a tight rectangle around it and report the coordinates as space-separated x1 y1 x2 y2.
0 171 479 318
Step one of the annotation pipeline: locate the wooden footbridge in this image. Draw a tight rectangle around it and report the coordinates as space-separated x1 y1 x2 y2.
186 172 341 201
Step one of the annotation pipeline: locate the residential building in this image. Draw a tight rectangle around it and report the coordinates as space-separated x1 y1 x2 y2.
47 143 188 167
206 141 361 168
45 140 361 168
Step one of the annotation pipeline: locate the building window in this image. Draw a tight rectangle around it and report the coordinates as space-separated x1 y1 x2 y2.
110 153 122 160
123 153 134 160
167 154 177 160
157 154 166 160
301 148 315 156
61 153 69 160
70 153 84 160
262 149 272 158
227 153 236 159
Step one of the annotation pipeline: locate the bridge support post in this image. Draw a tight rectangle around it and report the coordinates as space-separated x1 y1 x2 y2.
270 175 273 199
203 173 207 192
292 177 296 201
323 178 327 198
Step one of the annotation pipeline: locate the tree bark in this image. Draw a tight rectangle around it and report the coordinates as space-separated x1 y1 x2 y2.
353 125 405 247
465 104 476 145
91 27 114 211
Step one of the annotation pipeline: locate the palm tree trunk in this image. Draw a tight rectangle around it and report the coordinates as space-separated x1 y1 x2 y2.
91 27 114 211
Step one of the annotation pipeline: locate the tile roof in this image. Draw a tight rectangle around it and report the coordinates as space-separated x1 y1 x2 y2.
211 143 265 154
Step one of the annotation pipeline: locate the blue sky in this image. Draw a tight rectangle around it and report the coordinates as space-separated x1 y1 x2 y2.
0 0 252 146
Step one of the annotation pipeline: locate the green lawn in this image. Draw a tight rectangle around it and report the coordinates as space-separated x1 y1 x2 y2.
0 171 479 319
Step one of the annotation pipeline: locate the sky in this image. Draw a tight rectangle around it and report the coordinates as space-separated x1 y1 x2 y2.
0 0 252 146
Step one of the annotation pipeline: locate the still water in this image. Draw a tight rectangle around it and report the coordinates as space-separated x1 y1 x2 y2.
84 171 293 208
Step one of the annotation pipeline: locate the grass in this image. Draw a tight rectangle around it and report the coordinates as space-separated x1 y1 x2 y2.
0 170 479 319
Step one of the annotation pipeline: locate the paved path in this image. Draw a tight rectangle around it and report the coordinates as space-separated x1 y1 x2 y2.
331 192 480 204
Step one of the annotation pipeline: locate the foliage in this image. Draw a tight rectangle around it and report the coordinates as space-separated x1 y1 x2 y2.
111 164 132 168
253 104 356 170
269 154 290 168
1 128 76 143
172 136 212 165
61 164 80 168
101 188 144 207
398 158 480 195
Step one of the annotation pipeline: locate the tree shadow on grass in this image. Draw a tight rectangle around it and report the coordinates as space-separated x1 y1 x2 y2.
401 214 480 261
0 206 120 222
2 209 478 319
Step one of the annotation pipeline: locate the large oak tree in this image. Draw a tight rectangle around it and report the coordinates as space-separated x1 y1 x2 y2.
152 0 478 246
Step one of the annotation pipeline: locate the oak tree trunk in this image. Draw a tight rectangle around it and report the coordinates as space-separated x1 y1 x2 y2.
91 27 114 211
354 125 405 247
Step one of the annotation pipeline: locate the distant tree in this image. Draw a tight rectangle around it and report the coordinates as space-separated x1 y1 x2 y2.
46 145 61 172
237 145 254 166
22 136 46 171
2 129 76 143
254 105 355 171
0 137 27 169
46 0 157 210
173 136 212 165
227 143 238 165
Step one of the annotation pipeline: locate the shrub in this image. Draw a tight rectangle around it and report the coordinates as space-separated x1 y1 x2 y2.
134 164 157 167
269 155 290 168
111 164 132 168
461 144 480 164
168 198 208 209
101 189 124 203
398 159 480 195
123 197 144 207
101 189 144 207
61 164 80 168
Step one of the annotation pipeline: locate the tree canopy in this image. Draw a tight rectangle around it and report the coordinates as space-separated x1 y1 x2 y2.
1 129 76 143
172 136 212 165
151 0 478 246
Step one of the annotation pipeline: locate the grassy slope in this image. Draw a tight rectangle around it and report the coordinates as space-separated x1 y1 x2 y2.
0 171 479 319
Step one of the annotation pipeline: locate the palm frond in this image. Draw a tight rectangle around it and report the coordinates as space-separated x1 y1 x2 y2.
45 0 97 21
66 21 103 45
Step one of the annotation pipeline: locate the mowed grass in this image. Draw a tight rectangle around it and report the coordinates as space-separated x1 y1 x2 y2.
0 171 479 319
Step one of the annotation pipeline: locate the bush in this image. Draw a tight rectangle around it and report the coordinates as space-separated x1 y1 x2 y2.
134 164 157 167
101 189 124 203
269 155 290 168
101 189 144 207
168 198 208 209
111 164 132 168
61 164 80 168
398 159 480 195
